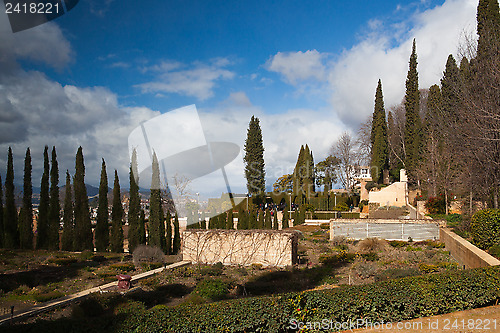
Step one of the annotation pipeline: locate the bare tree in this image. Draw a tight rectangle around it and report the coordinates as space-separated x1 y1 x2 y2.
331 131 359 191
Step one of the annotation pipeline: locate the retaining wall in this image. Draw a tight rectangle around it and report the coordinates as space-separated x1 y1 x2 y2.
330 219 441 241
182 229 298 267
440 228 500 269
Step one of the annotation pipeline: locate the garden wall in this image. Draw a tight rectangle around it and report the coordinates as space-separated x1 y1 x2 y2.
440 228 500 269
330 219 441 241
182 230 298 267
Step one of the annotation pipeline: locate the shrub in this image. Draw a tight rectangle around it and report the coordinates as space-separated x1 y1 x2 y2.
72 296 105 318
389 240 407 248
375 268 420 281
471 209 500 250
319 250 356 265
360 252 379 261
191 278 230 301
330 236 348 247
198 262 224 276
358 238 386 252
489 244 500 258
418 263 440 273
425 195 447 214
319 223 329 229
79 250 94 261
132 245 165 267
332 202 349 211
34 290 64 303
355 261 377 278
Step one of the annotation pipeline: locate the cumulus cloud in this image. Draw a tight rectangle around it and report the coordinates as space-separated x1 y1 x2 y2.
136 59 235 100
266 50 327 85
0 10 73 70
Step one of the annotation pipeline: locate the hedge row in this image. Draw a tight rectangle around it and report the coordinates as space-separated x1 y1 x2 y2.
7 267 500 333
115 267 500 333
471 209 500 250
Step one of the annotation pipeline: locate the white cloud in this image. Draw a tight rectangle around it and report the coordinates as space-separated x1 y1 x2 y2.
0 11 73 70
136 59 235 100
266 50 327 85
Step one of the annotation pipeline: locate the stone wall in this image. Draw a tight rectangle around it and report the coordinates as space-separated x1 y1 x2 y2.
182 230 298 267
440 228 500 269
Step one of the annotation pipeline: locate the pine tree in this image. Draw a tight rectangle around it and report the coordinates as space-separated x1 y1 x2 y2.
371 79 389 183
95 159 109 252
165 210 172 255
0 174 3 248
128 149 142 253
244 116 266 196
73 147 93 251
404 39 421 182
110 170 124 253
172 213 181 255
4 147 18 248
61 171 74 251
48 146 60 250
37 146 50 249
149 152 166 252
20 148 33 249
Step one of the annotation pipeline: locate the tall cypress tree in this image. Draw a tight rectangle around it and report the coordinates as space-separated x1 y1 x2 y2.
272 210 278 230
264 208 271 229
110 170 123 253
73 147 93 251
95 159 109 252
0 174 3 248
244 116 266 196
404 39 421 182
292 145 315 195
441 55 461 123
172 213 181 255
128 149 142 253
282 210 289 229
139 209 146 245
20 148 33 249
371 79 389 183
226 210 233 229
149 152 166 252
61 171 74 251
477 0 500 60
48 146 60 250
165 210 172 255
37 146 50 249
4 147 18 248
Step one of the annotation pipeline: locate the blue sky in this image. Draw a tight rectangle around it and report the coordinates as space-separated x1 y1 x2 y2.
0 0 479 197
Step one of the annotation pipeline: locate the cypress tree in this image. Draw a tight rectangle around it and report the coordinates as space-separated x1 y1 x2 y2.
441 55 461 122
128 149 142 253
110 170 123 253
172 213 181 255
371 79 389 183
73 147 93 251
404 39 421 182
61 171 74 251
48 146 60 250
273 210 278 230
292 145 315 195
139 209 146 244
95 159 109 252
149 152 166 252
477 0 500 60
264 208 271 229
258 209 264 229
244 116 266 196
226 210 233 229
165 210 172 255
20 148 33 249
37 146 50 249
0 174 3 248
4 147 18 248
282 211 289 229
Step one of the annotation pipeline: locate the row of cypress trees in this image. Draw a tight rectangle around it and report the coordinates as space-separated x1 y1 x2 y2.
0 146 181 255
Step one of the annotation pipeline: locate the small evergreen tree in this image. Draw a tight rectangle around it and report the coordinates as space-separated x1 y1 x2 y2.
95 159 109 252
172 213 181 255
20 148 33 249
110 170 124 253
48 147 60 250
37 146 50 249
371 79 389 183
149 153 166 252
127 149 142 253
61 171 74 251
73 147 93 251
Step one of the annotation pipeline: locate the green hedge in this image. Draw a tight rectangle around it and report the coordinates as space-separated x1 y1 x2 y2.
471 209 500 250
115 267 500 332
6 267 500 333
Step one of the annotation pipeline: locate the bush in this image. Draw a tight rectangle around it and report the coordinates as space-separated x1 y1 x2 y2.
471 209 500 250
358 238 386 252
34 290 64 303
132 245 165 267
389 240 407 248
375 268 420 281
425 194 448 214
191 278 230 301
360 252 379 261
319 250 356 265
489 244 500 258
332 202 349 211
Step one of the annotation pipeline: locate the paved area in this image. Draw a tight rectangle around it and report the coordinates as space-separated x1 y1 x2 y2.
0 260 190 326
330 221 440 241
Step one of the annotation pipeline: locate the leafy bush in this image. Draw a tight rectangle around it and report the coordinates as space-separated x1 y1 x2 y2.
418 263 440 273
471 209 500 250
199 262 224 276
332 202 349 211
132 245 165 267
425 194 447 214
191 278 230 301
389 240 407 248
319 250 356 265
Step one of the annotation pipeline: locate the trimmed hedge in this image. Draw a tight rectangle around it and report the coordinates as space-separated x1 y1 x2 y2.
5 267 500 333
471 209 500 250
